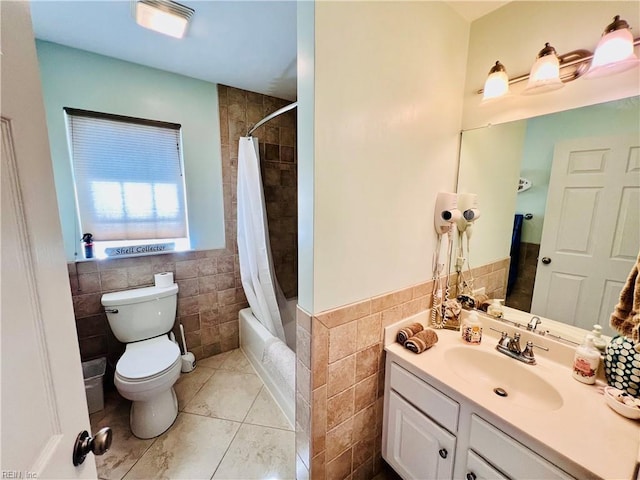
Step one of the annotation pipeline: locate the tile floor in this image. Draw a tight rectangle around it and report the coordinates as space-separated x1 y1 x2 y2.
90 349 296 480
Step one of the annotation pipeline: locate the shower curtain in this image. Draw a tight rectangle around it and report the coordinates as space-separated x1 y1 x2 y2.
237 137 286 342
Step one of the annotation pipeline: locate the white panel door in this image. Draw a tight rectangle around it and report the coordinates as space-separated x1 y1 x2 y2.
1 2 97 477
386 392 456 480
532 134 640 334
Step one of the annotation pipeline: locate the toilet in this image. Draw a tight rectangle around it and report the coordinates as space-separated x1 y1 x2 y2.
101 283 181 439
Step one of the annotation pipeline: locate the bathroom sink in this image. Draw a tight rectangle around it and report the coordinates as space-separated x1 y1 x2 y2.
444 347 563 411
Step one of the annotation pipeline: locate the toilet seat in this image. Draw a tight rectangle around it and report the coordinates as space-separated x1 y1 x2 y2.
116 335 180 381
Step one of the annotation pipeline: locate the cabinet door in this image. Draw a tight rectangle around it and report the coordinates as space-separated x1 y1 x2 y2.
465 450 509 480
386 391 456 480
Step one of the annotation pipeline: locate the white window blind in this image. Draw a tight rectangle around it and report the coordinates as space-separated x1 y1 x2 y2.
65 108 188 242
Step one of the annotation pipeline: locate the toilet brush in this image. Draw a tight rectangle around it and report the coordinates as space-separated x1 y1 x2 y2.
179 324 196 373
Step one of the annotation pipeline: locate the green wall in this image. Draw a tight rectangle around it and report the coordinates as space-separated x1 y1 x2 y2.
517 96 640 244
36 41 225 260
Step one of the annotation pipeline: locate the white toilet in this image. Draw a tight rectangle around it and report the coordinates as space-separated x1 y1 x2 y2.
101 283 181 439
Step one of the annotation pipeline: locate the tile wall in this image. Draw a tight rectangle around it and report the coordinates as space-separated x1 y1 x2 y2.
297 257 509 479
506 242 540 312
218 84 298 299
68 85 297 380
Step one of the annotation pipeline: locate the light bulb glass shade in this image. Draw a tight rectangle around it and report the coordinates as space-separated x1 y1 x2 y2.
482 62 510 100
135 0 191 38
586 27 639 78
523 47 564 95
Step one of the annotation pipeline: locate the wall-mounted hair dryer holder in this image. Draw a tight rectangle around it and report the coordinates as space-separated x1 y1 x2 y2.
434 192 461 234
456 193 481 234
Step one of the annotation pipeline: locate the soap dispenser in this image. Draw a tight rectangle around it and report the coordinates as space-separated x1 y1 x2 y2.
590 325 607 352
572 334 600 385
487 299 503 318
461 311 482 345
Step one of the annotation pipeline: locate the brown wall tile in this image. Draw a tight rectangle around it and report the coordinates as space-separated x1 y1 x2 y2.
327 354 356 397
354 374 377 414
326 448 352 480
355 344 380 382
356 313 381 350
326 418 353 462
327 387 355 431
311 452 326 480
308 259 508 478
328 321 358 363
312 317 329 389
312 385 327 457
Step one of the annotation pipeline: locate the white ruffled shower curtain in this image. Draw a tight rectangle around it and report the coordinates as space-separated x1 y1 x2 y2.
237 137 287 342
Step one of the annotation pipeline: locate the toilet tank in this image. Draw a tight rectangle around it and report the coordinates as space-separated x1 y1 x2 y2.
101 284 178 343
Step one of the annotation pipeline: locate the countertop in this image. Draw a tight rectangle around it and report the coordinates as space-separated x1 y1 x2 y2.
384 310 640 480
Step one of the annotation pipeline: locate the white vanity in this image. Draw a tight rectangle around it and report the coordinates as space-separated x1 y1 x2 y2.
382 311 640 480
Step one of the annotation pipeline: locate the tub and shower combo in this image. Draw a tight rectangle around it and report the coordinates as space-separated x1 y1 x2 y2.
236 102 298 427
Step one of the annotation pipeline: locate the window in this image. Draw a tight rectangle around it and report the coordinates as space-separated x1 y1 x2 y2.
65 108 189 258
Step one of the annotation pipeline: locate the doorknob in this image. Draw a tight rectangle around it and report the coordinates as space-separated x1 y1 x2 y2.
73 427 112 466
541 257 552 265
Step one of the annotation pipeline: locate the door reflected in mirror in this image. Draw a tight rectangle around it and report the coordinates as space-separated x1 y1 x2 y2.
457 96 640 336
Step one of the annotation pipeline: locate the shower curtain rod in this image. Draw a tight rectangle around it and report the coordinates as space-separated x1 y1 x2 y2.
247 101 297 136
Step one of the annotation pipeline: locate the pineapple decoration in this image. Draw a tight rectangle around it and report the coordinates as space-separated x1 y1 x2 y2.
605 252 640 398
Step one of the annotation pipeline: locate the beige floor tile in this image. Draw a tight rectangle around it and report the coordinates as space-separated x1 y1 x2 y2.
183 369 263 421
218 348 256 374
123 413 240 480
244 386 293 431
174 366 215 410
92 404 155 480
212 423 296 479
90 389 130 426
198 350 233 369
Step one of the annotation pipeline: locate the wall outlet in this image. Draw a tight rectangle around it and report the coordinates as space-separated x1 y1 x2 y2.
472 287 486 296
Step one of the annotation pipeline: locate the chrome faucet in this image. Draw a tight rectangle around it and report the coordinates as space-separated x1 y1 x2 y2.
527 316 541 331
492 329 548 365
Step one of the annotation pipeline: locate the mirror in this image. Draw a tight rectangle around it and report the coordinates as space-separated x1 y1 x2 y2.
458 96 640 338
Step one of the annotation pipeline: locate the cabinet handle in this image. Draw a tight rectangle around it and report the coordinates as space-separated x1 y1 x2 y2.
466 473 477 480
439 448 448 459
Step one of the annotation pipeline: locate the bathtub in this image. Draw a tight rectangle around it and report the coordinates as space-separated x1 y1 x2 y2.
239 298 297 427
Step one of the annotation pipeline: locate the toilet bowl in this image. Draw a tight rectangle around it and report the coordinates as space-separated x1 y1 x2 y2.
115 335 181 439
101 283 181 439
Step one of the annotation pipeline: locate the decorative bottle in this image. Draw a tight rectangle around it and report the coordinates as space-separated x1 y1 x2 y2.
572 334 600 385
590 325 607 352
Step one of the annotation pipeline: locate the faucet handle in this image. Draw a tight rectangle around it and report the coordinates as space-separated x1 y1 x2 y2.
508 332 522 354
490 328 511 347
523 341 535 360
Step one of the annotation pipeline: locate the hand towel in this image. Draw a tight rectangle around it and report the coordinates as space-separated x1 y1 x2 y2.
404 329 439 354
396 322 424 345
610 251 640 351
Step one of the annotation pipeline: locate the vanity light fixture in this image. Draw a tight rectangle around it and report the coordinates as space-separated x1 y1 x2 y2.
482 61 510 100
586 15 640 78
134 0 194 39
523 43 565 95
477 14 640 99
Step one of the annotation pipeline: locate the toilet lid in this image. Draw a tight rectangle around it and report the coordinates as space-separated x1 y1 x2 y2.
116 335 180 380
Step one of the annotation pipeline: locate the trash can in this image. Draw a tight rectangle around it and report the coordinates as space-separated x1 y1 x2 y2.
82 357 107 414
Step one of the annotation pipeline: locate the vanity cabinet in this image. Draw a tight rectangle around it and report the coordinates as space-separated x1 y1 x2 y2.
386 392 456 479
383 360 575 480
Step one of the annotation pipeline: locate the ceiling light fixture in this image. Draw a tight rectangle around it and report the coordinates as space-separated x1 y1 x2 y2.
134 0 194 39
477 14 640 99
